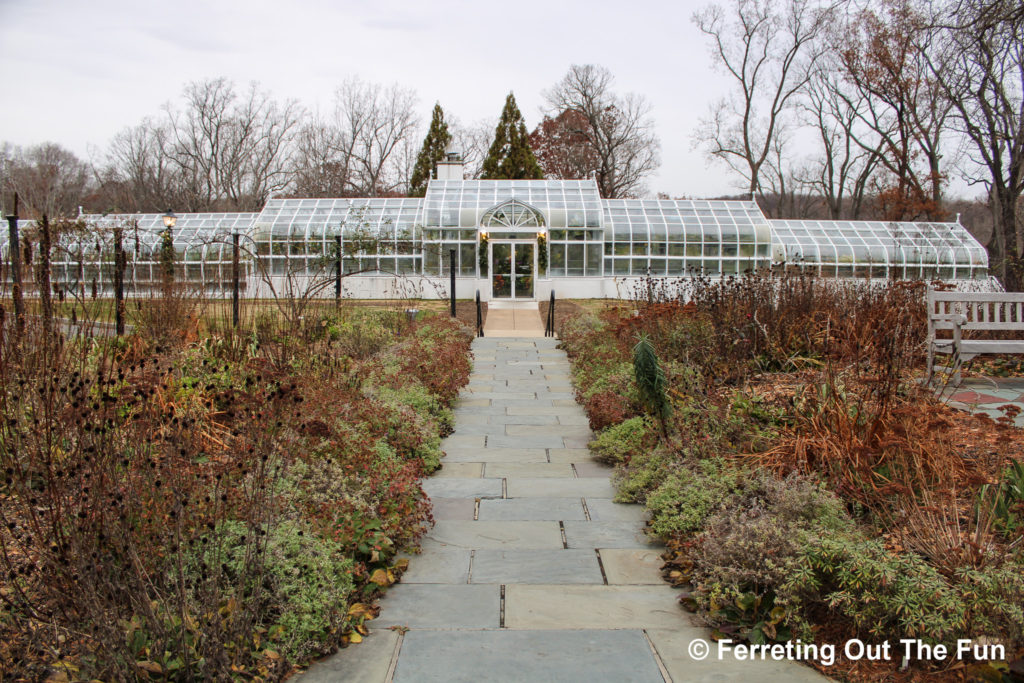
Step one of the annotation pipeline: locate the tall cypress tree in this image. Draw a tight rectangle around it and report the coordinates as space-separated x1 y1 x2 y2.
409 103 453 197
481 92 544 180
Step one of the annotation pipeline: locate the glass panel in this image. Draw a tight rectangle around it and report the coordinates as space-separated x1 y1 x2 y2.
514 243 534 299
566 244 585 276
492 243 512 298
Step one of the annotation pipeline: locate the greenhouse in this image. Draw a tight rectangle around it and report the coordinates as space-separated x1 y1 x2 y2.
0 174 991 301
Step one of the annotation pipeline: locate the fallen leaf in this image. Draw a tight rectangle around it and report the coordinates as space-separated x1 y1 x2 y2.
369 568 392 586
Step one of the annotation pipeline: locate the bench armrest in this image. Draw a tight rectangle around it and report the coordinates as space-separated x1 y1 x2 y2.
931 313 968 325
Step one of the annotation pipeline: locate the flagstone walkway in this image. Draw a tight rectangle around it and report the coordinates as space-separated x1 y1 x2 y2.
939 377 1024 428
301 338 826 682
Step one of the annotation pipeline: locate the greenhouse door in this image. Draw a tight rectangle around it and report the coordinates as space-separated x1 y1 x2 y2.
490 241 535 300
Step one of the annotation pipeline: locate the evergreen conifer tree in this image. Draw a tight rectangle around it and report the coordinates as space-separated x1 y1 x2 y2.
409 103 453 197
481 93 544 180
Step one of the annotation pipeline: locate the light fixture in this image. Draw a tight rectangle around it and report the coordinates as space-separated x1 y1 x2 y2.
162 210 177 229
479 230 487 239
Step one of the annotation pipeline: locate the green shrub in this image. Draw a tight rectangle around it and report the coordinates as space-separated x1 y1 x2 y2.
686 473 1024 647
791 536 1024 646
589 416 656 466
647 459 746 538
197 519 355 662
613 444 689 504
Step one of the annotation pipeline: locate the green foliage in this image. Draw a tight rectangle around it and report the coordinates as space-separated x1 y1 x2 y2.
647 459 745 538
614 445 676 503
792 537 1024 646
589 416 655 466
983 460 1024 540
409 103 453 197
481 92 544 180
196 520 355 662
159 227 175 281
633 333 670 433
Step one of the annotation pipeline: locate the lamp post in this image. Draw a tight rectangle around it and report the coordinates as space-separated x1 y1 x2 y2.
160 210 177 297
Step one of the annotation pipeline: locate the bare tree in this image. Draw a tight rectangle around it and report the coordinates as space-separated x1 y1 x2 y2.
292 116 354 197
2 142 90 218
838 0 954 220
797 53 884 218
543 64 660 198
99 119 179 212
165 79 302 211
927 0 1024 288
692 0 835 196
334 79 419 196
449 117 494 180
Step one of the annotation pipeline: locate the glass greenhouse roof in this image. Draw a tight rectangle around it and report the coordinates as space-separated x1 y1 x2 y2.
423 179 603 228
768 219 988 279
603 199 770 242
252 198 423 239
94 213 258 249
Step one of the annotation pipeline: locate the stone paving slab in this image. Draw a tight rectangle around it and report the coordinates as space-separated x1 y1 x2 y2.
506 478 617 498
492 398 553 408
646 628 830 682
393 629 664 683
445 423 508 436
488 413 560 425
484 462 574 479
586 498 649 522
506 406 582 416
299 629 399 683
600 549 665 585
564 521 657 549
547 447 595 463
426 521 564 549
451 413 490 425
440 435 486 449
470 549 604 584
442 447 549 463
505 424 594 438
477 497 586 521
377 584 499 629
399 542 471 584
434 462 483 478
504 584 683 629
429 498 476 521
422 478 502 499
487 434 566 449
574 461 615 478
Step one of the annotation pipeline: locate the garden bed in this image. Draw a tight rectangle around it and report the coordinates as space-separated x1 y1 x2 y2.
558 272 1024 682
0 300 473 680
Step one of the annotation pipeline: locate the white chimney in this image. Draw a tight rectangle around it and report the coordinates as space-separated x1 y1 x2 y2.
436 145 465 181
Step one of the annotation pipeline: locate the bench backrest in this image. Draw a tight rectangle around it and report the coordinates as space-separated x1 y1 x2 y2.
927 290 1024 334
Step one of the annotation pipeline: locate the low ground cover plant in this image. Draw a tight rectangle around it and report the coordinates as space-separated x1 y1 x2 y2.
560 269 1024 681
0 296 472 680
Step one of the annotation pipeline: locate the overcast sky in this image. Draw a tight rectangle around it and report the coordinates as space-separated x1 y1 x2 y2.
4 0 758 198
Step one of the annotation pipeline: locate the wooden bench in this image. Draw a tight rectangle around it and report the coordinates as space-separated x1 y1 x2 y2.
927 289 1024 384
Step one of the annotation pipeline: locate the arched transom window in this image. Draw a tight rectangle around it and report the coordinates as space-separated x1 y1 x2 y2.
480 200 544 230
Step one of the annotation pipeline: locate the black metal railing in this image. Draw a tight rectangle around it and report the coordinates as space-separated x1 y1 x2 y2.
545 290 555 337
476 290 484 337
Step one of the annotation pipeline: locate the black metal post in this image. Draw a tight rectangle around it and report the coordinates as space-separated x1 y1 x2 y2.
232 233 240 328
476 289 483 337
6 193 24 334
449 248 456 317
335 235 342 304
547 289 555 337
114 228 125 336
